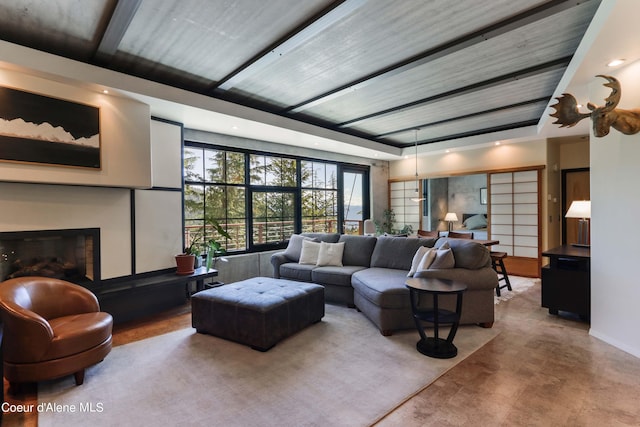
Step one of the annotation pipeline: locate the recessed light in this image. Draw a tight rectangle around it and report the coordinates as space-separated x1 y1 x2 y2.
102 89 109 94
445 149 451 153
495 141 501 146
607 59 625 67
231 125 238 130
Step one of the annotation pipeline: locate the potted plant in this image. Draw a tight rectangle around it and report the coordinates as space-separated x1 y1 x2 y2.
205 220 232 270
175 228 204 275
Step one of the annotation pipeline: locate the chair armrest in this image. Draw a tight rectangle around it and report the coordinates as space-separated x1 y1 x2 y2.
0 304 54 362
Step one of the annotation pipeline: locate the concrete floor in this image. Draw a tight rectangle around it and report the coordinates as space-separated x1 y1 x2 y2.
375 282 640 426
4 280 640 426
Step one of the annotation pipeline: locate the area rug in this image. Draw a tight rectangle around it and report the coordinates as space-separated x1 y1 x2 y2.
38 304 498 427
494 275 540 305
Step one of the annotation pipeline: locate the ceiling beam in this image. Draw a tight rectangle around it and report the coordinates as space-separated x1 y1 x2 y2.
93 0 143 64
212 0 367 93
376 97 550 140
414 120 541 146
285 0 582 115
336 57 571 129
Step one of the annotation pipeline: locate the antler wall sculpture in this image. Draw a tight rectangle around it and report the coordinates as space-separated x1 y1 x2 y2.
550 75 640 137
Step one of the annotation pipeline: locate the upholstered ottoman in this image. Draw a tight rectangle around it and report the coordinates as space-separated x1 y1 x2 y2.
191 277 325 351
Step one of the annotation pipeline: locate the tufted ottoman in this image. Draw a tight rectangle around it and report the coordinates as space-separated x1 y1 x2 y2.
191 277 325 351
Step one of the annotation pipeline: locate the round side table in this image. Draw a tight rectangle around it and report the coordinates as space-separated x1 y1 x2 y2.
405 278 467 359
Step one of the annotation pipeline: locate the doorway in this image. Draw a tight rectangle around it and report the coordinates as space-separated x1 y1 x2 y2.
562 168 590 245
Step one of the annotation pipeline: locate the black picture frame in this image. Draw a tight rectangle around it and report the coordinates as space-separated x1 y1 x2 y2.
480 188 487 205
0 85 101 169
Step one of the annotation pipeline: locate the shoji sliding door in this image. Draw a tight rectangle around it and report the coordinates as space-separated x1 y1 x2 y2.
489 170 540 261
389 181 420 233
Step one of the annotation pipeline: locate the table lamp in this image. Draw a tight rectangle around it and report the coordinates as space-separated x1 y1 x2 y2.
444 212 458 233
565 200 591 247
363 219 376 236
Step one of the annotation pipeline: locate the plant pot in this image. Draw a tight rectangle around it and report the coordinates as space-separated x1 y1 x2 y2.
175 254 195 275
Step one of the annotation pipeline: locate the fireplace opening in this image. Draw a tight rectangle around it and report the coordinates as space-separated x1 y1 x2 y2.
0 228 100 286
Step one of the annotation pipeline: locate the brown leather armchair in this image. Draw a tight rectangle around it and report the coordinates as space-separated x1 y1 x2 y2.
0 277 113 391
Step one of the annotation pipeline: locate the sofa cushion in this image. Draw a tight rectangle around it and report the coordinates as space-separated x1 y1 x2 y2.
316 241 345 266
279 263 316 282
408 246 435 277
338 234 377 267
351 268 412 309
312 265 368 287
370 236 437 270
435 238 491 269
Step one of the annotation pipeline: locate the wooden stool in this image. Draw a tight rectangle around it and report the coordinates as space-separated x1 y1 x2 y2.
491 251 512 296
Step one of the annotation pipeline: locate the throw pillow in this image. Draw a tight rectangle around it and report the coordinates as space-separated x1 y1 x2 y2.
283 234 307 261
316 241 345 267
414 248 437 274
463 214 487 230
299 240 321 265
408 246 433 277
429 247 455 269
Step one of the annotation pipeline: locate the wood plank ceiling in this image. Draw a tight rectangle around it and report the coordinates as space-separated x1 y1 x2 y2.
0 0 601 148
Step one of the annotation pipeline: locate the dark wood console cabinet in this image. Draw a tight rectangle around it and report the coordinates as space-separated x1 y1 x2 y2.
541 245 590 320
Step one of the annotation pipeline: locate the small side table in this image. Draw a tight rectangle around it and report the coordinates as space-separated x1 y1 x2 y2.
405 278 467 359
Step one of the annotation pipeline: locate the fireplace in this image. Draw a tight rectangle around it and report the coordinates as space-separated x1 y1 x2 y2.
0 228 100 286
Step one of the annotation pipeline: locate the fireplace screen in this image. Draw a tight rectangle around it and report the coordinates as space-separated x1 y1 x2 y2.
0 228 100 285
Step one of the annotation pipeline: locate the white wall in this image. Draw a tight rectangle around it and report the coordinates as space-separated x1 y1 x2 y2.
589 61 640 358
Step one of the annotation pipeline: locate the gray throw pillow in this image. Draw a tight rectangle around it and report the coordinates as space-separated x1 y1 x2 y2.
429 247 455 269
283 234 315 262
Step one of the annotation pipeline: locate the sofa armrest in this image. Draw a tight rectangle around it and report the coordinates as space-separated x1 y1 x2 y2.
413 267 498 291
270 252 290 279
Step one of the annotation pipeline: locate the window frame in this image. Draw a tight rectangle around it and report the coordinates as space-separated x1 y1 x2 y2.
183 141 370 254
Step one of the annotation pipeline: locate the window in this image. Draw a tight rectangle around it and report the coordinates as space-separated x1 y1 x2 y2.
301 161 338 233
184 146 246 253
184 143 369 253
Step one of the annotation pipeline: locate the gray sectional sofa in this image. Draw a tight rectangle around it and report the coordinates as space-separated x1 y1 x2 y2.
271 233 498 335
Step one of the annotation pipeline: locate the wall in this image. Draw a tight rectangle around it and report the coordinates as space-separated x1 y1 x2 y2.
589 61 640 358
389 140 547 179
447 174 487 222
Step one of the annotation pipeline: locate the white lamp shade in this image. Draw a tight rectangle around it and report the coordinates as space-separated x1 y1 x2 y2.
444 212 458 222
565 201 591 219
363 219 376 235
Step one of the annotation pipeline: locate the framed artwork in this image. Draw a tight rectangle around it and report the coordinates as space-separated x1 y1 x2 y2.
0 86 100 169
480 187 488 205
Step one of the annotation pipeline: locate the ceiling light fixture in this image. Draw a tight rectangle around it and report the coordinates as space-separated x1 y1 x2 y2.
410 129 425 202
607 59 625 67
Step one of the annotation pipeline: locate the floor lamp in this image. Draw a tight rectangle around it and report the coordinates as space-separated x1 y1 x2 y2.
565 200 591 247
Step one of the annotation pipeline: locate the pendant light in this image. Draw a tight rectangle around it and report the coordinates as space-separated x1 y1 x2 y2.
410 129 425 202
